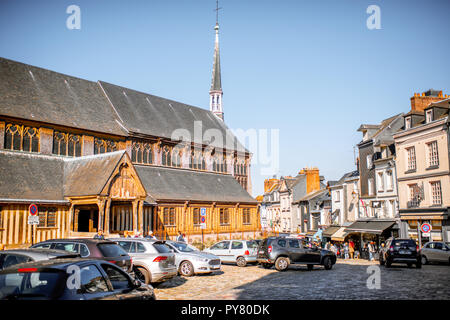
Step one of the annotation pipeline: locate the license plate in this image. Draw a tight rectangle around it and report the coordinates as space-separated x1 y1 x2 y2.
399 250 410 255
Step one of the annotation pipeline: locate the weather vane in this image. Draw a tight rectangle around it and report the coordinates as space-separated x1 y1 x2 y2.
214 0 222 24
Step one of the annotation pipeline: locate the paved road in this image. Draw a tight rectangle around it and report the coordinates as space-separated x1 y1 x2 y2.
154 259 450 300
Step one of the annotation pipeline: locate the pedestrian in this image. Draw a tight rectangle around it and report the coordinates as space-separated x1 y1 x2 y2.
349 240 355 259
368 241 376 261
145 231 157 240
0 244 4 250
176 231 185 242
344 242 349 259
93 230 105 240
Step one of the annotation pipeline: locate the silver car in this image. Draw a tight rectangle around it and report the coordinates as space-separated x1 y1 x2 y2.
164 240 221 277
203 240 258 267
111 238 178 285
421 241 450 265
0 248 80 270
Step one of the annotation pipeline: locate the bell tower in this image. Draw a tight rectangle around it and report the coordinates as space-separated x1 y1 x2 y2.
210 0 224 121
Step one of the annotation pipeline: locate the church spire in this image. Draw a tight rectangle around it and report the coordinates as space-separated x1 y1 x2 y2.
210 0 224 121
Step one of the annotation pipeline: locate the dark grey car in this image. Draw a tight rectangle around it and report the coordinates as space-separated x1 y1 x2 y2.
0 248 80 271
257 237 336 271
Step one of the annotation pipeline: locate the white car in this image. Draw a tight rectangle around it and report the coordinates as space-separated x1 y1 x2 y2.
203 240 258 267
165 241 221 277
421 242 450 265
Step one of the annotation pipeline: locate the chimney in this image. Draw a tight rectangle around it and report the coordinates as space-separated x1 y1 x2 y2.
264 178 279 193
410 89 447 113
300 167 321 194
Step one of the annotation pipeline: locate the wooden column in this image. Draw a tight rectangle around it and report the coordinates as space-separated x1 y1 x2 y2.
74 209 80 232
104 199 111 234
97 198 105 232
68 205 74 235
138 200 144 234
132 200 138 233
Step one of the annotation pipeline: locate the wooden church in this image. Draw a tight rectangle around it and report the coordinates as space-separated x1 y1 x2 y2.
0 21 259 248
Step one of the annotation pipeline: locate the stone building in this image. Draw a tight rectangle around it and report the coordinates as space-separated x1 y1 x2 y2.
393 90 450 244
0 21 260 248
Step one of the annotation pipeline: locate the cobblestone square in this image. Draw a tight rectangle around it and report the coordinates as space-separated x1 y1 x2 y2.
154 260 450 300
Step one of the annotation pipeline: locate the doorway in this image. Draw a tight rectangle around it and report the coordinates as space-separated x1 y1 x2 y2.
75 207 99 232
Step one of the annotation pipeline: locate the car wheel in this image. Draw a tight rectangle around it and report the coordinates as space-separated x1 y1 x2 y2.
275 257 289 271
260 263 272 269
179 261 195 277
323 257 333 270
407 263 413 268
385 259 392 268
379 255 385 265
307 264 314 271
134 266 151 285
416 262 422 269
421 255 428 265
236 256 247 267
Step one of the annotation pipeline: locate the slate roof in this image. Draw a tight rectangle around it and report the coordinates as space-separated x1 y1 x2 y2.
0 58 126 136
135 165 257 204
0 150 65 202
0 57 248 153
99 81 245 151
0 150 128 202
64 151 125 197
329 170 359 188
294 188 329 203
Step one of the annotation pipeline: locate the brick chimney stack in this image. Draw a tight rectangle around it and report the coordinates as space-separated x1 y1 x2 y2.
410 89 448 113
299 167 321 194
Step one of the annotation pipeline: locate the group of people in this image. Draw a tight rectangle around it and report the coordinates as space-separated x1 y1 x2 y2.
325 240 379 261
92 230 187 242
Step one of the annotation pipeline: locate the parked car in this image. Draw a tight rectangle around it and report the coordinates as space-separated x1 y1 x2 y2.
164 240 221 276
31 239 133 274
203 240 258 267
0 258 155 300
110 238 177 285
256 237 336 271
379 238 421 268
420 241 450 265
0 248 80 271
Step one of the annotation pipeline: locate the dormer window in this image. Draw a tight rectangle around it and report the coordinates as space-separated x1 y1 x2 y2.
426 109 433 123
405 117 412 129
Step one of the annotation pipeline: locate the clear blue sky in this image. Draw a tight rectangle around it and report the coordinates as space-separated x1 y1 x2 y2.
1 0 449 197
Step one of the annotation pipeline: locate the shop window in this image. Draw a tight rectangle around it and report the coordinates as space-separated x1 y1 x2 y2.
193 208 200 225
219 208 229 225
243 208 251 225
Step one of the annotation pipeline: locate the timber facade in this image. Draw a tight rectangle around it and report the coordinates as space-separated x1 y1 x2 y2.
0 57 259 248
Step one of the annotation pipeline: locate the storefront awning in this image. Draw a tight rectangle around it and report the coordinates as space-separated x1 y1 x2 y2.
345 220 395 235
323 226 340 237
331 227 348 241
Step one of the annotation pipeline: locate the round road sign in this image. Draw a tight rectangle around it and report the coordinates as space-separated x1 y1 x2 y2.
200 216 206 223
420 223 432 233
29 203 38 216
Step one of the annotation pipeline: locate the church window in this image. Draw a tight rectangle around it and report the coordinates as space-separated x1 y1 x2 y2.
53 131 81 157
243 208 251 225
219 208 229 225
172 148 181 168
162 146 172 167
193 208 200 225
190 151 205 170
38 207 57 228
131 141 153 164
5 123 39 153
94 138 118 154
163 208 176 226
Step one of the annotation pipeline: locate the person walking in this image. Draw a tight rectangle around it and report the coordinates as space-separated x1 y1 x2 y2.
368 241 375 261
344 242 349 259
93 230 105 240
349 240 355 259
145 231 157 240
176 231 185 242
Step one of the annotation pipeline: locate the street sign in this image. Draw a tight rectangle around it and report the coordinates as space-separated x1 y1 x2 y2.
421 223 432 234
29 203 38 216
28 215 39 225
200 208 206 229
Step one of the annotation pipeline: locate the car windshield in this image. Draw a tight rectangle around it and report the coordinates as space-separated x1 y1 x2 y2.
97 243 128 257
0 271 63 300
169 242 195 253
246 241 259 249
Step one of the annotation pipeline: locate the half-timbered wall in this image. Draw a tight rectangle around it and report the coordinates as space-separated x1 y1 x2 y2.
0 204 70 249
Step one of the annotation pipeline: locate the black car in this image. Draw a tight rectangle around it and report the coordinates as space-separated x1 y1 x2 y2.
0 248 80 271
0 258 155 300
257 237 337 271
379 238 421 268
31 238 133 274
